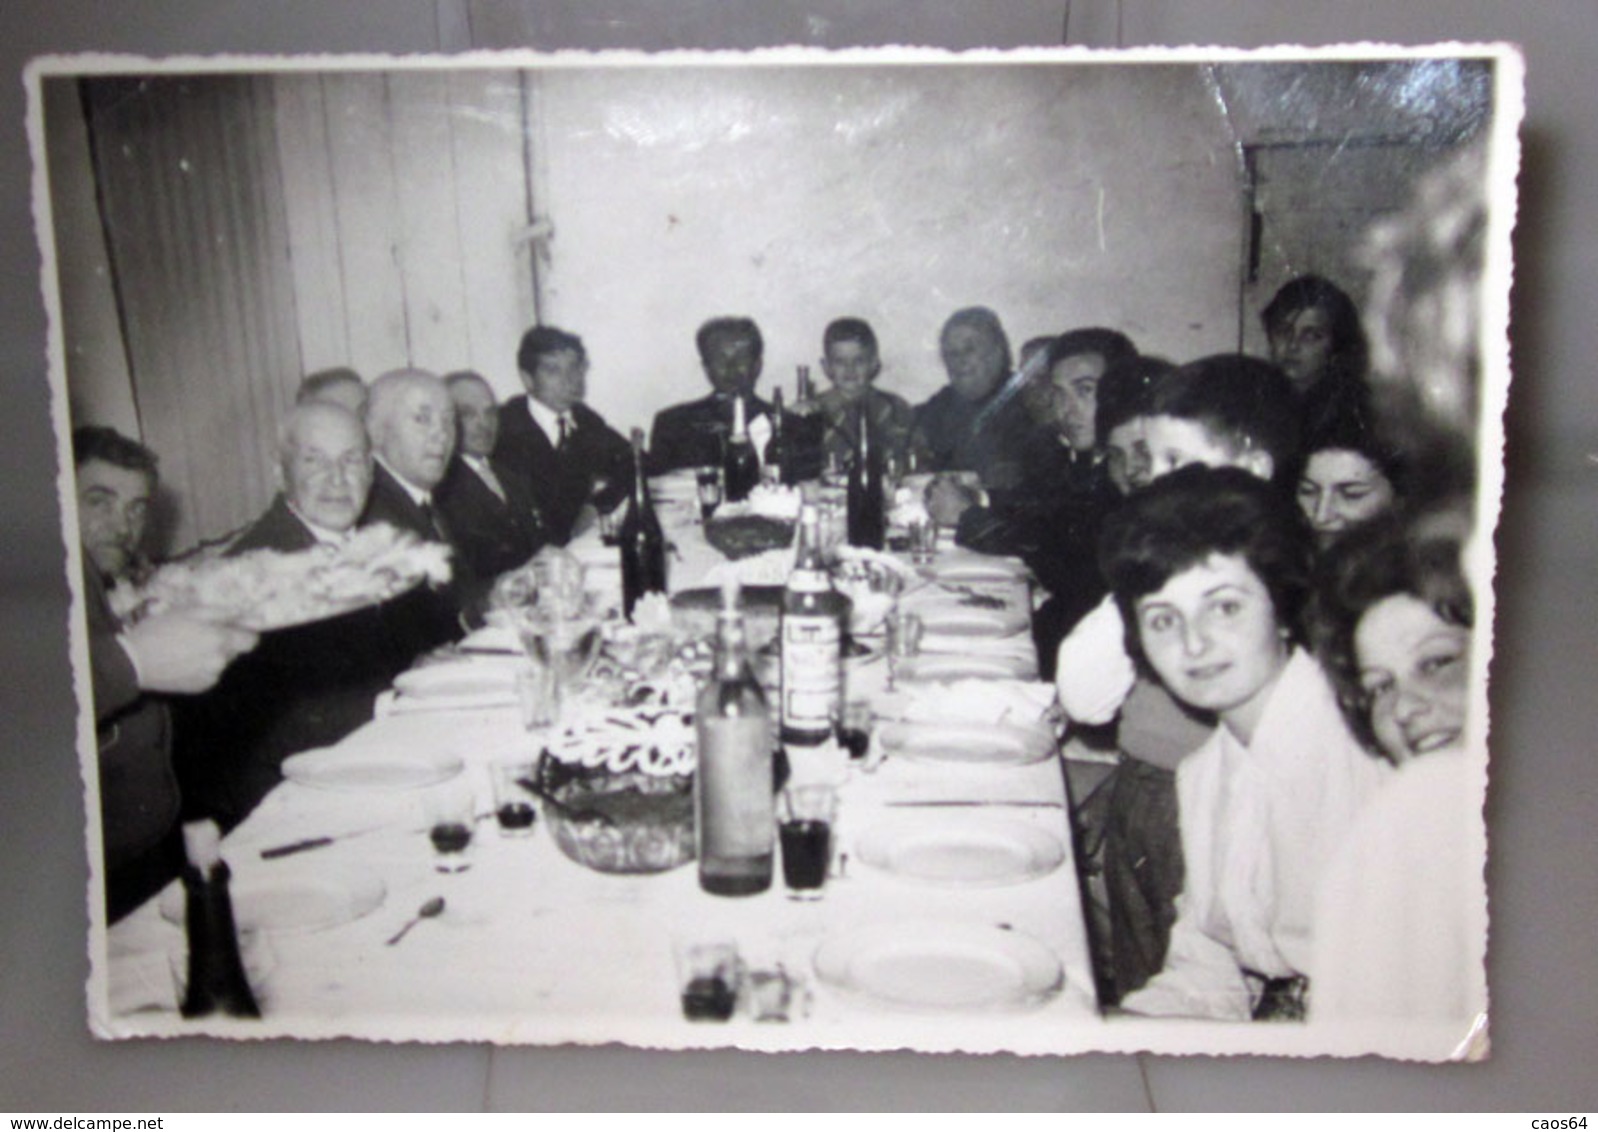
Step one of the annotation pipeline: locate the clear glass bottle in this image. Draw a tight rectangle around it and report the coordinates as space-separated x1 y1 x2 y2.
694 580 774 896
618 428 668 620
779 504 851 747
722 395 760 503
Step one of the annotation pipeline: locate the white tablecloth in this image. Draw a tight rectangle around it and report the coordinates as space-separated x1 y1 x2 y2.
102 501 1101 1052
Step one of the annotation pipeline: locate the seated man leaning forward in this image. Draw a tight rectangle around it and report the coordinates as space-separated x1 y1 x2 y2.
1100 466 1390 1021
172 401 419 829
361 367 479 649
909 306 1034 490
800 316 914 470
648 315 821 478
74 426 257 920
438 369 548 578
491 326 632 545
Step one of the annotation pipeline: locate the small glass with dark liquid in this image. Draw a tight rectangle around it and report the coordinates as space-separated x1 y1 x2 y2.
425 784 477 873
778 785 837 900
836 699 874 761
674 939 741 1021
489 761 538 837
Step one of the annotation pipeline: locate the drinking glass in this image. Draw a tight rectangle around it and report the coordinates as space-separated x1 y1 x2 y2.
908 517 938 565
674 938 741 1021
489 761 538 837
836 699 874 761
695 466 723 522
424 783 477 873
778 784 837 900
885 608 924 689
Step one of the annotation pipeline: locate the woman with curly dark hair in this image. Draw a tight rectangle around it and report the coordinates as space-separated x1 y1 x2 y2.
1100 465 1391 1021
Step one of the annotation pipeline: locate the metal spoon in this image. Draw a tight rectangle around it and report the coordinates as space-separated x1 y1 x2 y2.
386 896 445 946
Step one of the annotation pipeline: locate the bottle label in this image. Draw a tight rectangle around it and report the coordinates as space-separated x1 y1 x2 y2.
780 613 841 737
696 715 775 859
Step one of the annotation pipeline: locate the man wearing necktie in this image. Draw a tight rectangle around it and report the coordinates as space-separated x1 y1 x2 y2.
361 368 480 649
436 370 547 578
492 325 632 545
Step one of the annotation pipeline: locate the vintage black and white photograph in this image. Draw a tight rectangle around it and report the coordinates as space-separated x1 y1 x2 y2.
31 43 1518 1060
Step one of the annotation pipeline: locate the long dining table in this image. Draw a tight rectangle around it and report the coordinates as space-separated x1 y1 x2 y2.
100 476 1102 1053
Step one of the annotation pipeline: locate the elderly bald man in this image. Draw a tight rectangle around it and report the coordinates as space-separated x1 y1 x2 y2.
173 401 420 828
358 367 482 650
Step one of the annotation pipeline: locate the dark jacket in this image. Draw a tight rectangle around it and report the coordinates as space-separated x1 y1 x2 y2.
910 384 1035 491
434 454 546 580
86 565 179 873
171 496 415 829
362 462 475 652
492 396 632 545
647 391 823 479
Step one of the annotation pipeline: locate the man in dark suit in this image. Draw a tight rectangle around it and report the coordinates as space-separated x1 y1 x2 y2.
173 401 413 828
647 315 823 478
73 426 256 919
491 326 631 545
362 368 478 650
438 370 546 577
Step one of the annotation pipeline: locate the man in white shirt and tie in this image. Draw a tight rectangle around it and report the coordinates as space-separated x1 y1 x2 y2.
492 325 632 545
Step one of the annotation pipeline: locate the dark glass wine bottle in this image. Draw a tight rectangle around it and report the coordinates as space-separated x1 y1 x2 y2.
779 504 851 747
695 580 774 896
178 827 260 1018
619 427 668 621
762 386 789 487
723 395 760 503
795 363 813 403
846 401 886 549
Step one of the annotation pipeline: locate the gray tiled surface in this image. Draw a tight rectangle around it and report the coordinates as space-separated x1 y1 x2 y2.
2 0 1594 1112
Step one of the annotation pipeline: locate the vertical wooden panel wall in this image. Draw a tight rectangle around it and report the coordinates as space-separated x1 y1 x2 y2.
274 69 536 396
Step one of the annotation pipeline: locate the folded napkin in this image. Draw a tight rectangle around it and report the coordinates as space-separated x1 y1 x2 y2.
890 678 1056 726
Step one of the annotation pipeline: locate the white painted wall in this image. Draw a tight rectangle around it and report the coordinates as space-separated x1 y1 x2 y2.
531 59 1246 427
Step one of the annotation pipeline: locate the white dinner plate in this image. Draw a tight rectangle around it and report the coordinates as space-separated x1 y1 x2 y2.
813 922 1063 1012
892 653 1035 683
855 817 1066 888
877 721 1056 767
913 603 1029 639
392 657 523 698
927 560 1029 585
281 744 463 791
160 864 386 934
459 624 521 653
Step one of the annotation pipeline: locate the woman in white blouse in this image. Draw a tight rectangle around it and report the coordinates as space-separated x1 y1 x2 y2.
1098 465 1391 1021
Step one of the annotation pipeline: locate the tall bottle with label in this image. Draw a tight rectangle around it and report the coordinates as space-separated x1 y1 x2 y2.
722 396 760 503
779 504 851 747
619 428 668 621
846 401 886 549
694 580 774 896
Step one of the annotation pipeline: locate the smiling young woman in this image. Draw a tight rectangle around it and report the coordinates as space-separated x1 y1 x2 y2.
1097 465 1391 1021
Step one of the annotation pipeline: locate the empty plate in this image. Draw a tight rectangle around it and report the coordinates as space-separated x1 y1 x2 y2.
160 864 386 934
892 653 1035 682
813 922 1063 1012
913 603 1029 639
281 744 463 791
393 657 523 698
855 817 1066 887
877 721 1056 767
